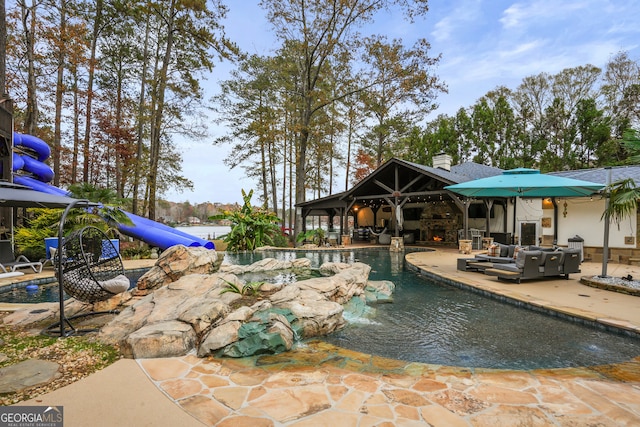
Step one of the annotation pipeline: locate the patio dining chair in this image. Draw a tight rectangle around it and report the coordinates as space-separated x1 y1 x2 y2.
0 240 43 274
470 229 483 250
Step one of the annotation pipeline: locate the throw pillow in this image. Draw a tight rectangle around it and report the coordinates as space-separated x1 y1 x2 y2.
99 274 130 294
512 245 525 259
487 244 500 257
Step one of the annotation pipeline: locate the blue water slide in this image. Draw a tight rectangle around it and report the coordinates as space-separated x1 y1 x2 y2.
12 153 24 171
14 175 214 250
20 154 55 182
13 132 51 162
118 218 206 249
124 212 215 249
0 153 25 174
14 175 69 195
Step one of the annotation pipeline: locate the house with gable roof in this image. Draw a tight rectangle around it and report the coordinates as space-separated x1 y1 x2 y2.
298 154 640 264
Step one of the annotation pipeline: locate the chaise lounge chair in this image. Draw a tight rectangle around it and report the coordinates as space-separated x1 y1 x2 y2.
0 240 43 274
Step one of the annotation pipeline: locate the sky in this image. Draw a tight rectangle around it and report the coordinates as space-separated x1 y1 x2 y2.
163 0 640 205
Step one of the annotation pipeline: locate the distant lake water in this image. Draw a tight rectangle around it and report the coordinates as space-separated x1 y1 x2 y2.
175 225 231 240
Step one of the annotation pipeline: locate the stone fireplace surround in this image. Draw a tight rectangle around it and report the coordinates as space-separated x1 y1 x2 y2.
416 201 462 244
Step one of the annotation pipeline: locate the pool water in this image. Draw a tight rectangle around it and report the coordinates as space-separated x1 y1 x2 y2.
226 249 640 370
0 269 148 304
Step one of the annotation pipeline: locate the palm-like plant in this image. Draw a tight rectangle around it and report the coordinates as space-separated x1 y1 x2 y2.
602 129 640 225
296 228 327 246
67 183 132 233
209 189 282 252
220 280 265 296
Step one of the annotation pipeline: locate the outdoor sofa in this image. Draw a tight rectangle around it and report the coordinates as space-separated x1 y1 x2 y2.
483 247 581 283
475 243 523 263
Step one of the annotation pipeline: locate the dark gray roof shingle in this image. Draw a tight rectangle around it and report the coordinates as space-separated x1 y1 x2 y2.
549 165 640 185
401 159 503 184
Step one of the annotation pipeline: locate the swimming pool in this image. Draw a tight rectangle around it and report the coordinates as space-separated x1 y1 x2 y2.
0 269 149 304
226 249 640 370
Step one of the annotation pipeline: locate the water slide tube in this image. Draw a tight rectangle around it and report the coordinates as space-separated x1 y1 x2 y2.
0 153 25 173
13 132 51 162
12 153 24 171
20 154 55 182
118 214 213 250
14 175 70 195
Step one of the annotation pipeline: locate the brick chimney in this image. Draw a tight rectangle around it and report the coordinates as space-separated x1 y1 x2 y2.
432 153 452 171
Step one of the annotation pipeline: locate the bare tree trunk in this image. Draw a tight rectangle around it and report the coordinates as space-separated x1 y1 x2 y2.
52 0 67 186
269 139 278 213
148 0 176 221
288 121 293 234
82 0 102 183
281 126 287 229
132 19 150 216
260 138 268 207
71 69 79 183
21 0 38 134
345 104 354 190
114 60 123 195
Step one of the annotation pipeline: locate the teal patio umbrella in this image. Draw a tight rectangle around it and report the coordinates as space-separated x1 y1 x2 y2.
444 168 604 198
445 168 605 243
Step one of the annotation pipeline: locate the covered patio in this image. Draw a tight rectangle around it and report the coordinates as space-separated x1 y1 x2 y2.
297 156 510 245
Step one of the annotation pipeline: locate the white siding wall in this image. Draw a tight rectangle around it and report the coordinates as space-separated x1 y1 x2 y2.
558 198 636 248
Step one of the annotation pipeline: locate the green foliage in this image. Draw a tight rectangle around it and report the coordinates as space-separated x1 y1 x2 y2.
120 245 152 260
603 177 640 225
271 231 289 248
220 280 265 296
602 129 640 225
13 184 134 259
220 281 243 294
14 209 61 259
68 183 133 232
296 228 326 246
209 189 282 252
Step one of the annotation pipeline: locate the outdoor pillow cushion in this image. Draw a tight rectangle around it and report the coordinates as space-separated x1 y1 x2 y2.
512 245 525 259
488 244 500 257
99 274 130 294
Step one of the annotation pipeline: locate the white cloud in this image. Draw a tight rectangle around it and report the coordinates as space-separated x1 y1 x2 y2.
430 0 482 43
500 0 586 29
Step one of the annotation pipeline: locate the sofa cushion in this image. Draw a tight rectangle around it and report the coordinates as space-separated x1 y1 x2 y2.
499 243 510 258
515 250 542 269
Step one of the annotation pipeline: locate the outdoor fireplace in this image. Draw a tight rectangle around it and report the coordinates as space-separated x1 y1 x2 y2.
418 201 461 244
428 227 446 242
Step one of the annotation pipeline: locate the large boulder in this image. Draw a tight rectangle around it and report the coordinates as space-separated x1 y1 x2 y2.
135 245 224 294
123 320 197 358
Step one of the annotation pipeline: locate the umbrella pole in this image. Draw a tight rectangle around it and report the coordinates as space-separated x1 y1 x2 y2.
601 167 612 277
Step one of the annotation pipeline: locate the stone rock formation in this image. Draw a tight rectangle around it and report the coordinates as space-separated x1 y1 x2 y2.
4 246 394 360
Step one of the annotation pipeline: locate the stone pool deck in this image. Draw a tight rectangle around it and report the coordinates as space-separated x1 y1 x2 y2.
9 248 640 426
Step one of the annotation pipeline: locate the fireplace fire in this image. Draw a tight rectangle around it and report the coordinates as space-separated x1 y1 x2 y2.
432 235 443 242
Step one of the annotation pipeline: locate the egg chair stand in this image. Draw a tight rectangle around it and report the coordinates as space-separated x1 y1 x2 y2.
44 219 129 337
